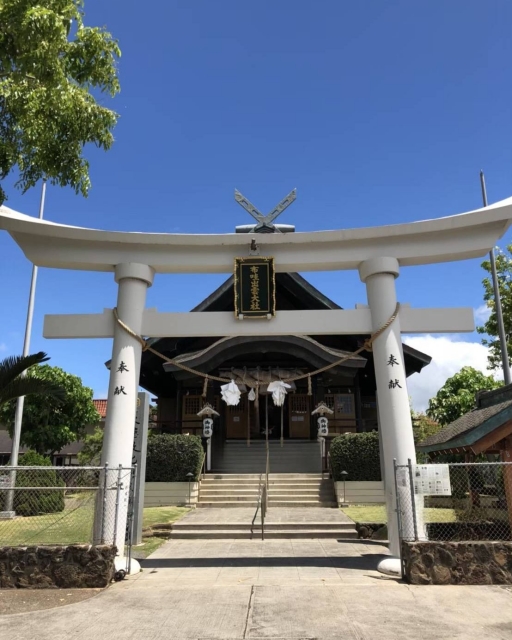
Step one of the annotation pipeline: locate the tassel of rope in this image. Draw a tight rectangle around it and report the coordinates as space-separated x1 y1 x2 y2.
255 383 259 409
202 375 208 399
307 374 312 396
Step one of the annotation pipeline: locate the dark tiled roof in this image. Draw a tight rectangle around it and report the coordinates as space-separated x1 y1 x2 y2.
419 399 512 449
0 430 28 455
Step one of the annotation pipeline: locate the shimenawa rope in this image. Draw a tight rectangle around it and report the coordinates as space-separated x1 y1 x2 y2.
112 302 400 387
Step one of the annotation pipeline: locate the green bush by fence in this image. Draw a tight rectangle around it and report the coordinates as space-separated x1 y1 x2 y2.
145 434 204 482
329 432 382 482
0 450 65 516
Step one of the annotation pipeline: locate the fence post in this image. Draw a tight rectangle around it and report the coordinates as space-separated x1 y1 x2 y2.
125 465 136 575
407 458 419 541
101 462 109 544
393 458 405 578
112 464 123 549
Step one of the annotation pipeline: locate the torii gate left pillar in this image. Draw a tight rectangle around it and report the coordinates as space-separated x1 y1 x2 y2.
97 263 154 551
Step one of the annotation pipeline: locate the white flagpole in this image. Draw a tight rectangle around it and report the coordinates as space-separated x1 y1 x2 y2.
480 171 511 385
5 179 47 513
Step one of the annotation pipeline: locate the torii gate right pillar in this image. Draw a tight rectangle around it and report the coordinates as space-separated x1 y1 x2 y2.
359 257 417 571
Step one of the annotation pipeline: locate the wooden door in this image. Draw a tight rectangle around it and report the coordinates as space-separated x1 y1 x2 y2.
226 395 248 439
288 394 310 438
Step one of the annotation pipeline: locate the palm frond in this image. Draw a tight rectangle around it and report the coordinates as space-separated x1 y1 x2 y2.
0 376 65 409
0 352 50 388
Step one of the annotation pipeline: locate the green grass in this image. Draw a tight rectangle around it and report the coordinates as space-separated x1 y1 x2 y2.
0 497 189 550
341 504 459 524
142 506 189 529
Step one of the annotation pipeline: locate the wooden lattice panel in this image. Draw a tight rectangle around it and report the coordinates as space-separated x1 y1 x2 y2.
335 393 355 419
182 395 202 418
289 394 309 414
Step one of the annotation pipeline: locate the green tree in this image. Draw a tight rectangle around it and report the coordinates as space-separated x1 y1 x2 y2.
0 0 120 204
78 425 103 465
411 412 442 462
412 412 442 444
0 364 99 454
0 351 63 409
476 245 512 371
426 366 502 426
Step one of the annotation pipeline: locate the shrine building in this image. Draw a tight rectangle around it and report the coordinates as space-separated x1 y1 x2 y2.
139 222 431 474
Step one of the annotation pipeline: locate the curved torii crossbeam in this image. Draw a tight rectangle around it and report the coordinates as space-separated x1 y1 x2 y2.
1 197 512 575
0 196 511 273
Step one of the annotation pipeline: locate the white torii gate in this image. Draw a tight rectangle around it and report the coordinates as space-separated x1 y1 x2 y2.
1 195 512 576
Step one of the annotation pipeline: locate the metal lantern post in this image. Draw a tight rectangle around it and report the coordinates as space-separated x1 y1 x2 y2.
186 472 194 506
312 402 334 473
341 470 349 506
197 403 220 472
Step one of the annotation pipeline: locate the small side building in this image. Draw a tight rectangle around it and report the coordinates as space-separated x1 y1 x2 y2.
418 384 512 530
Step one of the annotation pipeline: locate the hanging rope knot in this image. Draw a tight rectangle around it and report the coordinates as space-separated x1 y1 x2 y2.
113 307 149 350
307 374 312 396
363 338 373 352
202 375 209 399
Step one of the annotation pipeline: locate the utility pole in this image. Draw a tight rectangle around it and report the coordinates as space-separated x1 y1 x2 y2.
5 179 47 513
480 171 511 385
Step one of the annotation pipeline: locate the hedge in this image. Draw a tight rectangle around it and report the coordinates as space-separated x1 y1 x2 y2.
145 434 204 482
329 432 382 482
0 450 65 516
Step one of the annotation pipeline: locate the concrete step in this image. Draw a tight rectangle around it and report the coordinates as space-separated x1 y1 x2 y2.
206 474 325 480
198 493 259 504
172 522 354 531
197 501 259 508
269 501 338 507
169 529 358 539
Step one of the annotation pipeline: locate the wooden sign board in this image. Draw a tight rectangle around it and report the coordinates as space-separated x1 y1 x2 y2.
234 257 275 319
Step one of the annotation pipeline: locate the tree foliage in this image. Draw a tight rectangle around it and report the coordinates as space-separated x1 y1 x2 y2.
0 0 120 204
412 412 442 445
0 351 64 409
0 364 99 454
412 412 442 462
476 245 512 371
426 366 501 426
78 425 103 465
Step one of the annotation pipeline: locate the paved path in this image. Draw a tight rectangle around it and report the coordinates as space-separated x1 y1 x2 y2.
2 537 512 639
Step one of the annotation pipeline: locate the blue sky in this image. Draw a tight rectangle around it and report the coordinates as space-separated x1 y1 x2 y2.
1 0 511 410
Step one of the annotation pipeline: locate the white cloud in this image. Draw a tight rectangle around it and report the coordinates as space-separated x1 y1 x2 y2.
0 343 7 353
474 304 491 325
404 335 502 413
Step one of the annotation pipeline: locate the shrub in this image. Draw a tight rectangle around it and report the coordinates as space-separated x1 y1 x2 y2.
0 450 65 516
329 432 381 482
145 434 204 482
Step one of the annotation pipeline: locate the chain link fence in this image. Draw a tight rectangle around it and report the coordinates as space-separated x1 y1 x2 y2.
395 461 512 543
0 465 134 550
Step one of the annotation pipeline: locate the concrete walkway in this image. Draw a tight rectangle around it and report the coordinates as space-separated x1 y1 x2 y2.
2 537 512 639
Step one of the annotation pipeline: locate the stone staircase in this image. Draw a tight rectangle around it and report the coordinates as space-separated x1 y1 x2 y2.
168 519 357 540
197 474 337 508
212 440 321 474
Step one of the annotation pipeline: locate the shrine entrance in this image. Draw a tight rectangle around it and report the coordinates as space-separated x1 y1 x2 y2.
2 188 509 575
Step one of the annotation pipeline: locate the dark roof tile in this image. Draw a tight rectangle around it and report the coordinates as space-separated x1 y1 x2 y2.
419 399 512 449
